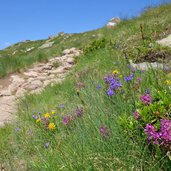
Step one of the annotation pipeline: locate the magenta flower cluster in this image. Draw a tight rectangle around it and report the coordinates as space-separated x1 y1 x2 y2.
63 107 83 125
144 119 171 146
104 75 122 96
133 111 140 120
140 94 151 105
99 126 111 138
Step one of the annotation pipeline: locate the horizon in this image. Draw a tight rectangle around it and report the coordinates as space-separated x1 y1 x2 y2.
0 0 170 50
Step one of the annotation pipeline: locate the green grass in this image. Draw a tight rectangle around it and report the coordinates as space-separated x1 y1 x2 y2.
1 3 171 171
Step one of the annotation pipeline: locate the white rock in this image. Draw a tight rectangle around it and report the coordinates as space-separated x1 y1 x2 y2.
24 80 42 91
24 71 38 77
67 58 74 64
157 34 171 47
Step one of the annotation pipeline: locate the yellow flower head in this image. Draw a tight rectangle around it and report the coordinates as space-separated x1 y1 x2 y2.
165 80 171 85
48 123 55 130
51 111 55 115
36 118 41 123
44 113 50 119
112 70 118 75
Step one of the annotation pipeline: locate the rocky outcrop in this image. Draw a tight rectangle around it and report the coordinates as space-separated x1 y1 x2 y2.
107 17 121 28
0 48 82 126
157 34 171 48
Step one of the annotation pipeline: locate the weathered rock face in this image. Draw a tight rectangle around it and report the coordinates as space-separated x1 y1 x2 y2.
157 34 171 48
107 17 121 28
0 48 82 126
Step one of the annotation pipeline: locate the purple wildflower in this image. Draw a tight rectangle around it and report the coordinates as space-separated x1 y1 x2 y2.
145 90 151 94
107 89 114 96
99 126 111 138
124 74 134 82
59 104 65 108
62 116 70 125
137 77 142 82
104 75 122 97
32 115 38 120
144 124 160 144
97 84 101 90
75 107 83 117
144 119 171 146
140 94 151 105
14 127 20 133
133 111 140 120
160 119 171 145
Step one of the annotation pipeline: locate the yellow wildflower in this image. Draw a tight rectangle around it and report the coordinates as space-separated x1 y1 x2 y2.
51 111 55 115
112 70 118 75
48 123 55 130
44 113 50 119
36 118 41 123
165 80 171 85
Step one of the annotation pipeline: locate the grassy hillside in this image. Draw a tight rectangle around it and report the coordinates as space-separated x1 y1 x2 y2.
1 3 171 171
1 3 171 78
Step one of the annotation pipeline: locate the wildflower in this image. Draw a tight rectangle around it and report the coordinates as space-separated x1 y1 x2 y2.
140 94 151 105
145 89 150 94
112 69 118 75
105 75 122 97
99 126 111 138
32 115 38 120
62 116 70 125
107 89 114 96
144 124 160 144
38 112 41 115
59 104 65 108
97 84 101 90
144 119 171 146
137 77 142 82
165 80 171 85
14 128 19 133
133 111 140 120
44 142 50 148
48 123 55 130
44 113 50 119
51 111 55 115
124 74 134 82
36 118 41 123
75 107 83 117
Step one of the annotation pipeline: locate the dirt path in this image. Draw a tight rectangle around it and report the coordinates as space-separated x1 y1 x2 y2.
0 48 81 126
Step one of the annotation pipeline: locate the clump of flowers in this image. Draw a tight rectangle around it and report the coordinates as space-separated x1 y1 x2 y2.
104 74 122 96
140 94 151 105
144 119 171 147
62 107 84 125
128 89 171 154
124 73 134 82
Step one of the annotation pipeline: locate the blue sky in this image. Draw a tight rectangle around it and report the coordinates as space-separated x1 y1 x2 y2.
0 0 169 49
